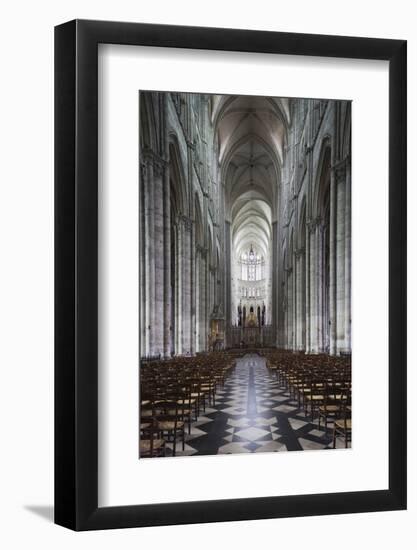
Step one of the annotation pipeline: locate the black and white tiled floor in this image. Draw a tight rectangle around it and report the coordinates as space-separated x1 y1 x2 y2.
165 353 350 457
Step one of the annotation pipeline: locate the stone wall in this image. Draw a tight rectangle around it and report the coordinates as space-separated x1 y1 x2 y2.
140 92 351 357
140 92 224 357
278 99 351 354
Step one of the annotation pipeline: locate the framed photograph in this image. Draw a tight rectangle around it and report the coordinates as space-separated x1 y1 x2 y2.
55 19 406 530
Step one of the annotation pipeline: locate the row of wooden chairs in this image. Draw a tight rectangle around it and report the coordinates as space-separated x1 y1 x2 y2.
139 352 236 457
265 350 352 448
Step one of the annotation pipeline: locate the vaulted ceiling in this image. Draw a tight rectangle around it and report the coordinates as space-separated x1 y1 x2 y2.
212 95 290 260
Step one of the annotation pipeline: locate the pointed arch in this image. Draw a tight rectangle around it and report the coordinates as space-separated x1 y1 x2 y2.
341 103 352 159
168 135 187 216
313 137 332 219
139 92 158 151
298 196 307 249
194 193 204 247
312 137 332 353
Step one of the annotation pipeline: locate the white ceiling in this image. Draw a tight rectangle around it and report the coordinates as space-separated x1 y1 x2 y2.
212 95 290 258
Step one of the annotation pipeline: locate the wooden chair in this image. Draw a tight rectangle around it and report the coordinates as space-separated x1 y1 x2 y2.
139 422 165 458
332 390 352 448
189 378 206 417
178 381 198 423
294 369 311 409
200 372 216 407
318 380 342 432
172 385 193 434
155 399 185 457
304 377 325 421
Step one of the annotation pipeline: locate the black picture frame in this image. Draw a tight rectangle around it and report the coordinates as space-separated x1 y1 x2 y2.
55 19 407 531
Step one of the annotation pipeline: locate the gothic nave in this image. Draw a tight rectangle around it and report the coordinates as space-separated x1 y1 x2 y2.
139 92 351 457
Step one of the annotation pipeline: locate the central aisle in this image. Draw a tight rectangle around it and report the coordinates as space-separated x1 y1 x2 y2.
167 353 335 456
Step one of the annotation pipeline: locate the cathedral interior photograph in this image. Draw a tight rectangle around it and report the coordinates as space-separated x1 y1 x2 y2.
139 91 351 458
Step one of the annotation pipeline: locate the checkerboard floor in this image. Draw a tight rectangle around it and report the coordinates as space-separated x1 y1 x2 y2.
162 353 351 457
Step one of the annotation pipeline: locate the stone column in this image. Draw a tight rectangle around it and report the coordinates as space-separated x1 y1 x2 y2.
305 229 311 353
143 157 155 356
180 215 192 354
286 267 293 350
204 248 209 351
329 166 337 355
308 220 318 352
271 221 278 346
344 157 352 352
190 219 196 355
196 246 206 352
283 270 287 349
201 252 206 352
195 249 200 352
225 221 232 347
139 161 147 358
176 220 182 355
163 160 171 358
295 248 305 350
292 252 297 350
294 251 300 350
317 220 324 352
278 232 286 348
152 159 166 356
335 162 346 353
